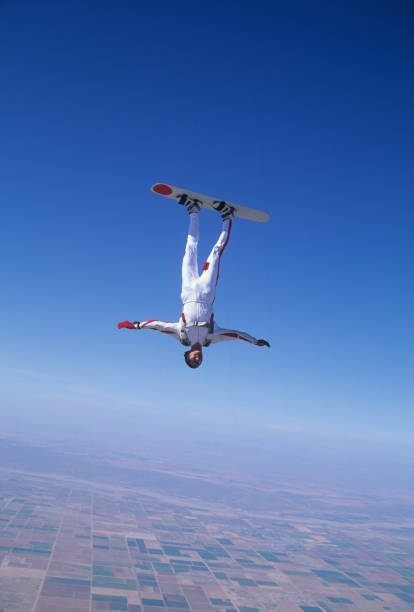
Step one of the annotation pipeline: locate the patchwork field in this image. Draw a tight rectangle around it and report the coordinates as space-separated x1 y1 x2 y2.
0 436 413 611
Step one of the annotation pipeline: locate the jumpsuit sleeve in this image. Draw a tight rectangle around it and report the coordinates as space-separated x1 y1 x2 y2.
209 323 259 345
139 320 181 341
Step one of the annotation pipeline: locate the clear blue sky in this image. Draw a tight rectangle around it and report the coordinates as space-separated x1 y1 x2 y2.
1 1 413 444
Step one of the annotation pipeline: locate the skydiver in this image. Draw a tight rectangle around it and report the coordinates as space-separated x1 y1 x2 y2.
118 201 270 368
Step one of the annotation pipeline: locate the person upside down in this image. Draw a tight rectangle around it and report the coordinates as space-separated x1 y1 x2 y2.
118 198 270 368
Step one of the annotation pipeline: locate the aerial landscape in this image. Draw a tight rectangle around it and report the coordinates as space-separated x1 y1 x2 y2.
0 433 413 611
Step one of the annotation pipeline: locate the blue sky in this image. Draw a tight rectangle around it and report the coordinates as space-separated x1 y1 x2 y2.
0 1 413 444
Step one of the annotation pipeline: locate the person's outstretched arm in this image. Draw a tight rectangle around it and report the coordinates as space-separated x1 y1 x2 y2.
117 319 180 340
209 323 270 347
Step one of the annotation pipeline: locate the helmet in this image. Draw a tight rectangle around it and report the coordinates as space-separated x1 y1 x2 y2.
184 350 202 369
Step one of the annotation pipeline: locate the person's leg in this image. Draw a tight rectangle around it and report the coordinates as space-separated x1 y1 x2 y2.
201 218 232 295
181 212 200 289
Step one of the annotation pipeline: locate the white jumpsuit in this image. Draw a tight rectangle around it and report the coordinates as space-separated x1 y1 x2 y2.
139 213 261 347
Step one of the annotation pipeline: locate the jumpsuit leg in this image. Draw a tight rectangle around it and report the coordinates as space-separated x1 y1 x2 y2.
181 212 200 290
201 218 232 295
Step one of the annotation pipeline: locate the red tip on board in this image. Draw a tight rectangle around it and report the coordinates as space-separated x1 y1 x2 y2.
153 183 173 195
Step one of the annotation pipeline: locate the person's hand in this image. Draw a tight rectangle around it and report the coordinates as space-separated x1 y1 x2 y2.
117 320 139 330
256 339 270 347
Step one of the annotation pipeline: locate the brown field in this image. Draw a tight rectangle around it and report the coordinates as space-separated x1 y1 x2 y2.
0 435 413 611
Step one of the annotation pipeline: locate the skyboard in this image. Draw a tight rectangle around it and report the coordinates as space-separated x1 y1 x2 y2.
151 183 270 223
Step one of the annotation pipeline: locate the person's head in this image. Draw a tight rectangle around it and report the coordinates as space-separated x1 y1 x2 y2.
184 346 203 369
